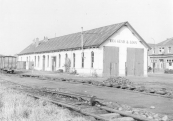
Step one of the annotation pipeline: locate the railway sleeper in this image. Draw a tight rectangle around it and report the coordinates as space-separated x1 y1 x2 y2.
0 80 165 121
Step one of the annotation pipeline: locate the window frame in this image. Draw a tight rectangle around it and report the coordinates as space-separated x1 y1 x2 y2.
47 55 49 67
168 47 171 53
59 54 61 67
91 51 94 68
73 53 75 68
38 56 39 67
81 52 84 68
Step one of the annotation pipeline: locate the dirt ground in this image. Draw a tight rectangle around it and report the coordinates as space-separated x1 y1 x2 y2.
127 73 173 90
17 70 173 90
0 71 173 118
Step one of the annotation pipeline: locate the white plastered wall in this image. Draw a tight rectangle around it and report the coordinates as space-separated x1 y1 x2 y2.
18 26 148 77
18 48 103 76
100 26 148 76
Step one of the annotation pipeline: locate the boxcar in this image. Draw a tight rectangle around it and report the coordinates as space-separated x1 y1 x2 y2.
0 56 17 73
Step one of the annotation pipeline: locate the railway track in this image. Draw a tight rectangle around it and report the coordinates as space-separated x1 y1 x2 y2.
0 76 171 121
11 73 173 100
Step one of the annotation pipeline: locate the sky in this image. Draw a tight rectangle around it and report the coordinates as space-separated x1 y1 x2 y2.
0 0 173 55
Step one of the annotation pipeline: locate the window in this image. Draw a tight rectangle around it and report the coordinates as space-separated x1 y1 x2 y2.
81 52 84 68
162 47 165 53
159 47 164 54
35 56 36 67
59 54 61 67
159 48 161 53
73 53 75 67
153 48 155 54
47 55 49 67
38 56 39 67
168 47 171 53
27 57 28 62
169 62 172 66
91 51 94 68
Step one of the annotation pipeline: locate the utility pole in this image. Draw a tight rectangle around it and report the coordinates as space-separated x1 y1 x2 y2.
151 38 155 54
151 38 155 73
81 27 83 51
80 27 99 60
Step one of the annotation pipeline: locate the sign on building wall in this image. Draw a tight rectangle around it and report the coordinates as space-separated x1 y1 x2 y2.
109 39 137 44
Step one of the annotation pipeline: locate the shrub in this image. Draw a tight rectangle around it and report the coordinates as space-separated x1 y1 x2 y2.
70 70 77 75
164 69 173 74
56 69 63 73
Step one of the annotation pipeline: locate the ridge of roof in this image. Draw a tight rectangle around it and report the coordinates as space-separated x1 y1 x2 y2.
18 22 127 55
147 43 155 47
48 21 127 40
18 21 149 55
157 37 173 46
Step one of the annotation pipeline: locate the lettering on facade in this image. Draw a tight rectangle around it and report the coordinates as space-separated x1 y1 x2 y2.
109 39 137 44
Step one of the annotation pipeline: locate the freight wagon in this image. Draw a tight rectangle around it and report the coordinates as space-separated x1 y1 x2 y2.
0 56 17 73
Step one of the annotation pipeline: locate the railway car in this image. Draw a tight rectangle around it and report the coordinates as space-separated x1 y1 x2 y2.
0 56 17 73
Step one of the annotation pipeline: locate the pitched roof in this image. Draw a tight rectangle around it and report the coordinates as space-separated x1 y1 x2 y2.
147 43 155 47
19 21 150 55
157 38 173 46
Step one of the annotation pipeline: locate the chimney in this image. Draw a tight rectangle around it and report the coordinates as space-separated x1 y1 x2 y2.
35 38 39 47
44 36 48 42
32 39 36 44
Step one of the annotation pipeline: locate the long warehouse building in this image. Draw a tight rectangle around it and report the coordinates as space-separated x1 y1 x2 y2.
18 21 150 77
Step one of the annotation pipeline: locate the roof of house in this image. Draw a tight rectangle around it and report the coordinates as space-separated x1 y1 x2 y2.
157 38 173 46
147 43 155 47
19 21 150 55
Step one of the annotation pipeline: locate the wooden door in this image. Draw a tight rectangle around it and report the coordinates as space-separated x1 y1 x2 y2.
126 48 135 76
103 46 119 77
52 57 56 71
43 56 45 71
126 48 144 76
135 48 144 76
110 62 118 77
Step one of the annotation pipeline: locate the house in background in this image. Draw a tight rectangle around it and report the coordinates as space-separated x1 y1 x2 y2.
18 21 150 77
148 37 173 71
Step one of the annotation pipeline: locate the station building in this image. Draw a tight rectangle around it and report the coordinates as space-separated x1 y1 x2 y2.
18 22 150 77
148 37 173 70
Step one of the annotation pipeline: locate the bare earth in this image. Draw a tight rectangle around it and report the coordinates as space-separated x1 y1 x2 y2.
0 71 173 118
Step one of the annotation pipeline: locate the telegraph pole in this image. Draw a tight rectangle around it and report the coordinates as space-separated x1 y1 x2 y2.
151 38 155 73
81 27 83 51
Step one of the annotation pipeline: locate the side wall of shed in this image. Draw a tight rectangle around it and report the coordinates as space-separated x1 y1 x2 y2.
18 26 148 77
18 48 103 76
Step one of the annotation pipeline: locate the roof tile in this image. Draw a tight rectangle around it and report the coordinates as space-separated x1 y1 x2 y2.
19 22 129 55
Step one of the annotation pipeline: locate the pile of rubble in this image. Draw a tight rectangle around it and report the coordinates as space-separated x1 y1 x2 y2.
92 77 173 97
101 101 170 121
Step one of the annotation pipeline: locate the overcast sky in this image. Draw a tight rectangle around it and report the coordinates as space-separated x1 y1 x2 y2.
0 0 173 55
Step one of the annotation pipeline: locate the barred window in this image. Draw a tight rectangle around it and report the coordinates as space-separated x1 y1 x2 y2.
38 56 39 67
73 53 75 67
59 54 61 67
35 56 36 67
81 52 84 68
47 55 49 67
91 51 94 68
